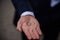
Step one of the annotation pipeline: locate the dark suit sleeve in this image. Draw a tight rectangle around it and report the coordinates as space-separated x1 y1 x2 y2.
12 0 33 16
11 0 34 26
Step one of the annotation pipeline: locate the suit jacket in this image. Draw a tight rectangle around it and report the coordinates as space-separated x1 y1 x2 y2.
11 0 60 26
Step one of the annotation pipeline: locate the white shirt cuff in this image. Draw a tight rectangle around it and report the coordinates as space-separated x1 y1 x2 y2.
21 11 35 17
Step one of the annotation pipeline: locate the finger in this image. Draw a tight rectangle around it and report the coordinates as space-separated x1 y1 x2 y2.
17 18 25 32
17 23 22 32
31 20 42 35
36 26 42 35
22 23 32 39
29 19 40 39
33 29 39 39
23 28 32 39
29 28 36 39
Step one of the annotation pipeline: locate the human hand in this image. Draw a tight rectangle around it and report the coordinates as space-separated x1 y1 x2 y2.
17 15 42 40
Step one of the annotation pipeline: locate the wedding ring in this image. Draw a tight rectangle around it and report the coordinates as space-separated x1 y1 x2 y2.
27 22 35 26
27 22 31 26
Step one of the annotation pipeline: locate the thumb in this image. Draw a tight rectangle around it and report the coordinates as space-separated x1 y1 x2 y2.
17 23 22 32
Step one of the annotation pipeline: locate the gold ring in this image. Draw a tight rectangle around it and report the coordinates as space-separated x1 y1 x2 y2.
27 22 31 26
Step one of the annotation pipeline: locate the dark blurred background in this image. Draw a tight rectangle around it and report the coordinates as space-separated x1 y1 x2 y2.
0 0 60 40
